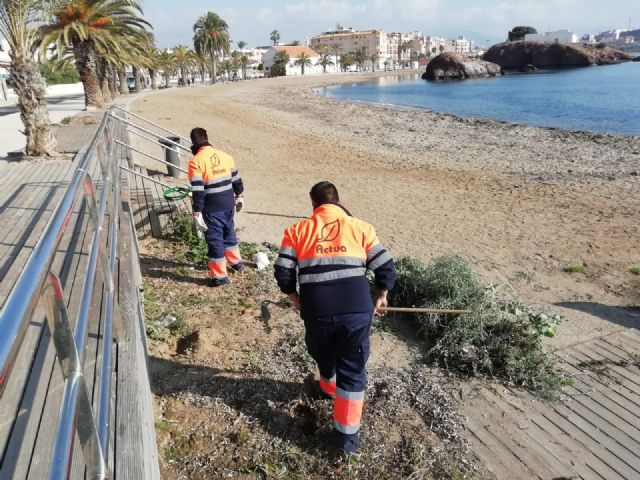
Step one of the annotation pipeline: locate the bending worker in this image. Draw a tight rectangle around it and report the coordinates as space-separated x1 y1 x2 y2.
274 181 395 454
188 127 245 286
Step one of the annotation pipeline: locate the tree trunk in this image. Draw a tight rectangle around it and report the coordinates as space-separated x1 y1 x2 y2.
133 66 142 93
109 66 118 98
211 54 217 84
200 66 205 83
150 69 157 89
118 68 128 95
73 40 103 109
9 49 58 157
99 59 112 104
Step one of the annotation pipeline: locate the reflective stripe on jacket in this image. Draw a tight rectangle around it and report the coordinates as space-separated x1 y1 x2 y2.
274 204 395 319
188 145 243 213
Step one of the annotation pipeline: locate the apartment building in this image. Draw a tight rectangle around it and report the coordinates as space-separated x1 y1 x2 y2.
310 25 389 71
453 36 474 54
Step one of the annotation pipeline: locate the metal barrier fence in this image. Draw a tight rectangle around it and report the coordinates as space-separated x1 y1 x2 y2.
0 104 192 479
0 108 124 480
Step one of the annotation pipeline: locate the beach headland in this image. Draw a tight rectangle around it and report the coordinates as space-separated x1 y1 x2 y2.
131 70 640 348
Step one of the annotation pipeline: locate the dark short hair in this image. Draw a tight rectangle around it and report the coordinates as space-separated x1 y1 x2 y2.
190 127 208 145
310 181 340 205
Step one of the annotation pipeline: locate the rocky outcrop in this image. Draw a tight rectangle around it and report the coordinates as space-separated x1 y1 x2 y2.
484 41 632 70
422 52 503 80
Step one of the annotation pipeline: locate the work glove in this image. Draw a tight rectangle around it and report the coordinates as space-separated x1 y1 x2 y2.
235 195 245 213
193 212 208 232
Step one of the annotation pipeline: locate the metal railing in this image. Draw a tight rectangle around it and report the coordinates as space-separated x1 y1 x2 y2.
0 107 126 480
108 106 193 190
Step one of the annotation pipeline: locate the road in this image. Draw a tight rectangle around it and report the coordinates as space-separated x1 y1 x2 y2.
0 93 85 159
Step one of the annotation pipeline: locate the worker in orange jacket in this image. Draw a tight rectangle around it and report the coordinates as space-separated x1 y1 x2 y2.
188 127 244 286
274 181 396 454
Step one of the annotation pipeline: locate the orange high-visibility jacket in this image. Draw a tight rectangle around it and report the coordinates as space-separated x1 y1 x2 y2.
188 145 243 213
274 204 395 319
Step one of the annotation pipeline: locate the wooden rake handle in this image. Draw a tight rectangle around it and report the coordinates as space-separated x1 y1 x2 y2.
379 307 471 315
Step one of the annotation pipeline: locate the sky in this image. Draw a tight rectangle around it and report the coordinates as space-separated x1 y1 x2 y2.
144 0 640 49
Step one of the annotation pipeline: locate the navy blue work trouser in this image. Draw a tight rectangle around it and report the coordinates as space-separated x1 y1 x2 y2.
304 312 372 454
203 209 242 280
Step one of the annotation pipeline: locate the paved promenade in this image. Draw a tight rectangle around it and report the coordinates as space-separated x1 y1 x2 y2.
0 92 84 158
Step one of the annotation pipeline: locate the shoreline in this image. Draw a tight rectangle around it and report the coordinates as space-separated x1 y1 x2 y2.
313 68 640 139
130 71 640 349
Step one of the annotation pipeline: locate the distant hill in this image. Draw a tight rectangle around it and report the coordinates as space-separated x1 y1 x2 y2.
620 29 640 38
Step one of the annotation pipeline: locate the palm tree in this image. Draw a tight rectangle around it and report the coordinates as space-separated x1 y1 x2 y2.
339 52 353 72
238 54 250 79
270 29 280 45
293 52 312 75
399 40 412 69
230 50 241 79
369 52 379 72
0 0 58 157
237 40 247 50
354 47 366 72
193 48 208 83
146 46 161 89
193 11 230 84
316 52 334 73
172 44 193 85
41 0 151 109
330 43 340 72
272 49 289 76
157 48 176 87
219 58 233 81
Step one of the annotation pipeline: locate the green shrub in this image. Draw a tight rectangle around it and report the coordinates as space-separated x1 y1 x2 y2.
563 263 586 274
389 255 566 399
630 266 640 276
39 60 80 85
170 215 208 266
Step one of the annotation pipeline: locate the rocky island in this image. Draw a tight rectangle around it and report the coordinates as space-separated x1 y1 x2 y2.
422 52 502 80
484 41 633 71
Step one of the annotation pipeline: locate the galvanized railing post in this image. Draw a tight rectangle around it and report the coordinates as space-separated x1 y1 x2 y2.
81 172 114 293
41 272 108 480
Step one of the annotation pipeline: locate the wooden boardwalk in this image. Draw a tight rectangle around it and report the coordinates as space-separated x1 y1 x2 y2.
0 122 159 479
464 326 640 480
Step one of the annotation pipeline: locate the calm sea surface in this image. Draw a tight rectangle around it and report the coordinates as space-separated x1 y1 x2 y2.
319 60 640 136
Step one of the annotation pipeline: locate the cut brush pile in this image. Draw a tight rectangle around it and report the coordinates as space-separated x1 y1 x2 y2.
389 255 567 399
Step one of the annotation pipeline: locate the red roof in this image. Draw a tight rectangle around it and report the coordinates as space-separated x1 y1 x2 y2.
273 45 319 57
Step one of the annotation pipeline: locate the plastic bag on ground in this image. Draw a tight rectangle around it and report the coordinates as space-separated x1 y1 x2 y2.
254 252 270 270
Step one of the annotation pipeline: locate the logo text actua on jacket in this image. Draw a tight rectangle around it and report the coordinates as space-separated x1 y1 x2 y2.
315 244 348 254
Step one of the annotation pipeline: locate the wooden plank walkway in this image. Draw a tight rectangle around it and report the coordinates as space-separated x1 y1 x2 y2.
0 117 159 479
463 326 640 480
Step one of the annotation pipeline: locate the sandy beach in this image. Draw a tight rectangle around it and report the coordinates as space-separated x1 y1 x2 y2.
131 69 640 348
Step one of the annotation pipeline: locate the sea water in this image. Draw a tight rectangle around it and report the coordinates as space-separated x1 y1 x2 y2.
319 61 640 136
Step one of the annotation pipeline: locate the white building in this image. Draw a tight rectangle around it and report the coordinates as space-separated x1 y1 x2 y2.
262 45 322 77
0 38 11 74
310 25 389 71
453 36 473 54
525 29 579 43
599 29 626 42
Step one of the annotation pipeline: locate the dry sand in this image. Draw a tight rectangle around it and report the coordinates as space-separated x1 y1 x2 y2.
131 70 640 349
